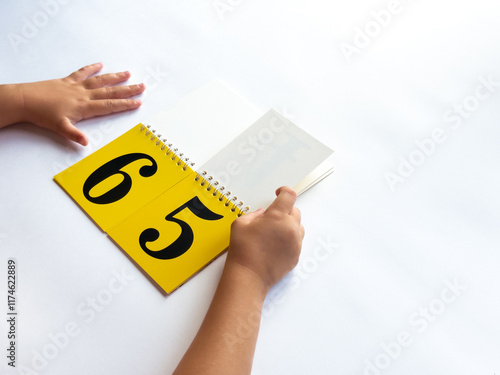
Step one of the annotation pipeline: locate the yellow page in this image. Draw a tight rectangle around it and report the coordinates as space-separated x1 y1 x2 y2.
54 124 193 232
108 171 241 294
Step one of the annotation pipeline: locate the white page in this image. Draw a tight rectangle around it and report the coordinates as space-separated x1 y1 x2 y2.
294 157 334 194
200 109 333 209
147 80 262 167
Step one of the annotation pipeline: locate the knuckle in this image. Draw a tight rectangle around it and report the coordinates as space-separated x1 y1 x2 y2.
105 99 115 110
75 101 86 119
288 224 303 241
265 209 281 219
285 226 298 238
231 217 244 230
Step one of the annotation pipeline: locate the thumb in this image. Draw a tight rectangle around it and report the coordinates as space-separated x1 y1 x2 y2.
58 118 88 146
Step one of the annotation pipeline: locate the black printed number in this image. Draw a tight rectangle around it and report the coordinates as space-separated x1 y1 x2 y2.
83 153 158 204
139 196 223 260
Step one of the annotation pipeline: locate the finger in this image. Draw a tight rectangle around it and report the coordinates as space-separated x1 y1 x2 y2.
90 83 145 100
67 62 103 82
82 71 131 89
82 99 142 119
300 224 305 239
57 118 88 146
235 208 264 224
290 206 301 222
266 186 297 214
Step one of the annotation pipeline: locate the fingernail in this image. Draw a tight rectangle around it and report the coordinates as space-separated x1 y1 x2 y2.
138 83 145 89
134 99 142 106
78 135 89 146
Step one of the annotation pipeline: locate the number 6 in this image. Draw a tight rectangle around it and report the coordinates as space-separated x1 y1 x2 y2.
83 153 157 204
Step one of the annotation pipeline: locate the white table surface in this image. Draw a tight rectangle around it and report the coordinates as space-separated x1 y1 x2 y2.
1 1 499 374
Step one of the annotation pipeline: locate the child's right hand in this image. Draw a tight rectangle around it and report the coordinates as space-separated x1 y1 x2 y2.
226 186 305 292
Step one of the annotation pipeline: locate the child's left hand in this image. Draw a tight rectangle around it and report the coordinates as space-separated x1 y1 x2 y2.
17 62 145 146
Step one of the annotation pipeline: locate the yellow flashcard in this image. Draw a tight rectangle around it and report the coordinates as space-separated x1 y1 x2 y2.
108 172 240 293
54 124 193 232
54 105 332 293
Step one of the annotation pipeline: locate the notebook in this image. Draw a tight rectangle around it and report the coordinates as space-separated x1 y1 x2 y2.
54 81 333 293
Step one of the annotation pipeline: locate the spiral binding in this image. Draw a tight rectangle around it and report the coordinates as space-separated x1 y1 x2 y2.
193 171 249 217
140 124 194 172
140 124 249 217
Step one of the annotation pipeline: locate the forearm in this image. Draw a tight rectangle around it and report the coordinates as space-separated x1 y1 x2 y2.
0 84 27 129
173 259 269 375
173 187 303 374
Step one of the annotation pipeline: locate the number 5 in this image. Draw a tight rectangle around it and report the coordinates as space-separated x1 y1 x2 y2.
139 196 223 260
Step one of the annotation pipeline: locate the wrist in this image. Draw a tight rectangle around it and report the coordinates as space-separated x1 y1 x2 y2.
222 258 270 303
0 84 29 128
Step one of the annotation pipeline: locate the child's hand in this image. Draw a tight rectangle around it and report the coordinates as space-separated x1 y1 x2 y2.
173 188 304 375
18 62 145 146
226 186 305 292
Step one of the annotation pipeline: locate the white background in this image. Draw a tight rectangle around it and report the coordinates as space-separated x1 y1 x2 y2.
1 0 499 374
